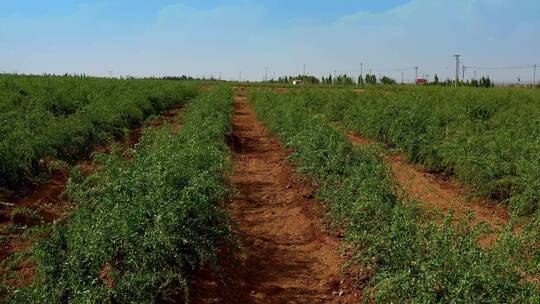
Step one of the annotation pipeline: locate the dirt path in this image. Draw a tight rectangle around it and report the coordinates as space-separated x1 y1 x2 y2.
192 96 359 304
346 133 509 231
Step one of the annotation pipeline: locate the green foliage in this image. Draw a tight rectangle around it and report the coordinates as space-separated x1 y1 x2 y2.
479 76 493 88
10 207 42 225
334 74 354 86
380 76 396 85
289 86 540 219
10 87 234 303
365 74 377 85
0 75 199 188
357 75 364 85
249 90 539 303
276 75 320 84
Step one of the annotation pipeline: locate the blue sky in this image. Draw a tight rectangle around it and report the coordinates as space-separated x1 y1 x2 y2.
1 0 539 83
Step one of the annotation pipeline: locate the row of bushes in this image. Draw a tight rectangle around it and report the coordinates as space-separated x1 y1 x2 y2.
10 87 235 303
250 90 539 303
0 75 199 188
286 86 540 219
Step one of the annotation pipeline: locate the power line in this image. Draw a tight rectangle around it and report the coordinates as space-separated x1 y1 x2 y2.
264 60 537 84
333 66 417 75
470 65 534 70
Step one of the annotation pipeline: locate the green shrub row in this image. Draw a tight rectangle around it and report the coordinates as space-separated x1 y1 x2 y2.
10 86 234 303
290 86 540 219
0 75 199 188
250 90 539 303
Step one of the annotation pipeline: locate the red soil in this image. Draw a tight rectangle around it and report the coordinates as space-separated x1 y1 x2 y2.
0 105 184 289
346 133 509 232
191 96 360 304
0 168 70 261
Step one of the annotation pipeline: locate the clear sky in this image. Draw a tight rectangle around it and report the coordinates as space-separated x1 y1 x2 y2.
1 0 539 83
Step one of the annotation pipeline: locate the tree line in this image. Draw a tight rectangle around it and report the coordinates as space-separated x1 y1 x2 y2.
267 73 495 88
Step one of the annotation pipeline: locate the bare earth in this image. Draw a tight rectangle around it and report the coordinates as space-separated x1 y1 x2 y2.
346 132 509 231
192 96 358 304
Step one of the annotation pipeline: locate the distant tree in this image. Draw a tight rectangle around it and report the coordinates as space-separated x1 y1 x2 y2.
371 75 378 85
433 74 439 85
325 76 331 84
301 75 320 84
479 76 492 88
276 74 322 85
381 76 396 85
365 74 378 85
358 75 364 85
333 74 351 85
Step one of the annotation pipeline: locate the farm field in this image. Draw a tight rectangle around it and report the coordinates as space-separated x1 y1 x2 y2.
1 76 539 303
0 75 198 190
289 86 540 220
249 88 539 303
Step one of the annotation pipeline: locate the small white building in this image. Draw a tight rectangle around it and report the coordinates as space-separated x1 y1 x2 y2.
292 79 304 85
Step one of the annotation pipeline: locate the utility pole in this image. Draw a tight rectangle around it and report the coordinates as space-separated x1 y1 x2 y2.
303 64 306 76
462 65 469 82
265 66 268 82
239 71 242 82
401 72 404 84
534 64 537 87
453 55 461 87
414 66 418 84
360 63 363 86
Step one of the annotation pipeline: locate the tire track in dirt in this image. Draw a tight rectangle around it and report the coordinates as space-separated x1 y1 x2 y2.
192 96 359 304
346 132 509 235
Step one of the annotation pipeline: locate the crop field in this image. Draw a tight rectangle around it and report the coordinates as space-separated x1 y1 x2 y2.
249 88 540 302
288 86 540 219
0 75 198 189
0 76 539 303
